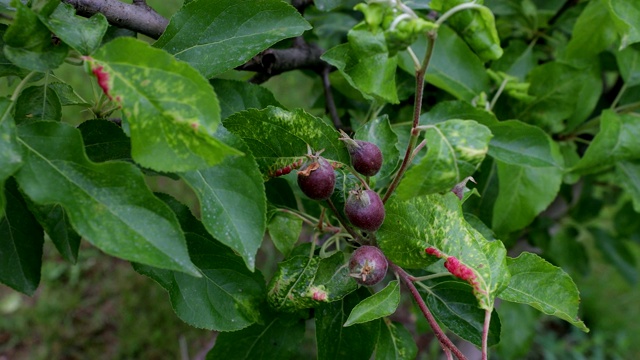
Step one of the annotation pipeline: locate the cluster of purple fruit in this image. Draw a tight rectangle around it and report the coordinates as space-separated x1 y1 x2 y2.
296 135 388 286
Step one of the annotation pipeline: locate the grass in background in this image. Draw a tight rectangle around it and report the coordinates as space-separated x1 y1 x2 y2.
0 241 212 360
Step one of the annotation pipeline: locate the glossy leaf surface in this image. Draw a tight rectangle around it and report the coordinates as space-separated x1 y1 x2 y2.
423 279 501 347
223 106 350 176
155 0 311 78
134 196 265 331
344 280 400 327
499 252 588 332
181 128 266 271
378 193 509 309
396 119 491 198
87 37 240 172
14 122 199 276
316 289 380 360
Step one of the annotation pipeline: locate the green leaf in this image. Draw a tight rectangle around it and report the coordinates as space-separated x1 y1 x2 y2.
322 24 399 104
0 24 31 78
572 110 640 174
3 0 68 71
316 288 381 360
223 106 350 177
134 195 265 331
14 85 62 125
48 82 91 107
344 280 400 327
14 121 200 276
486 120 563 168
355 115 400 184
267 250 358 312
375 321 418 360
86 37 241 172
423 279 501 347
491 40 536 80
40 2 108 55
565 63 603 132
494 301 539 360
419 100 498 127
499 252 588 332
590 227 637 284
206 315 305 359
180 127 266 271
267 212 302 257
155 0 311 78
378 193 508 309
517 62 593 133
211 79 281 120
398 26 490 101
0 98 23 216
492 161 563 235
616 45 640 87
25 202 80 264
616 159 640 212
432 1 503 61
0 179 43 295
606 0 640 49
561 0 617 64
396 119 492 198
78 120 132 163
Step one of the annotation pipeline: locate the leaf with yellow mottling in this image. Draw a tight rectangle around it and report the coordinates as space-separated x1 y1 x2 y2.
87 37 240 172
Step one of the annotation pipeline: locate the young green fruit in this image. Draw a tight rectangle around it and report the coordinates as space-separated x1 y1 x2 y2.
297 156 336 200
345 189 385 232
349 245 388 286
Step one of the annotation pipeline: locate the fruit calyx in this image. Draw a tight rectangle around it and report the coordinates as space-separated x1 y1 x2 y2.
349 245 388 286
297 153 336 200
345 189 385 232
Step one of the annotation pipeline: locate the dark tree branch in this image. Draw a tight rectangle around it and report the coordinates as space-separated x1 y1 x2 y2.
236 39 326 84
63 0 168 39
291 0 314 14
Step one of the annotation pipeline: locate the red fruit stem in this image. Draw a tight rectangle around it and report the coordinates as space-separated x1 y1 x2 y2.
482 309 491 360
382 32 436 203
390 262 467 360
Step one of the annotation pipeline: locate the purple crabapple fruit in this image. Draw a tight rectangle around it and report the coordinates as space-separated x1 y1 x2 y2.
349 245 388 286
339 131 383 176
297 156 336 200
345 189 385 232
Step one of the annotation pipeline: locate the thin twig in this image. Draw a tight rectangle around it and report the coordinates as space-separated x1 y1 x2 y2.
481 309 491 360
321 66 345 130
382 32 436 203
325 199 363 243
391 262 467 360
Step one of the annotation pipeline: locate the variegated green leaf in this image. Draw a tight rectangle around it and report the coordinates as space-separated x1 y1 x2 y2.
267 249 357 312
396 119 491 199
86 37 241 172
378 193 508 309
223 106 350 178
